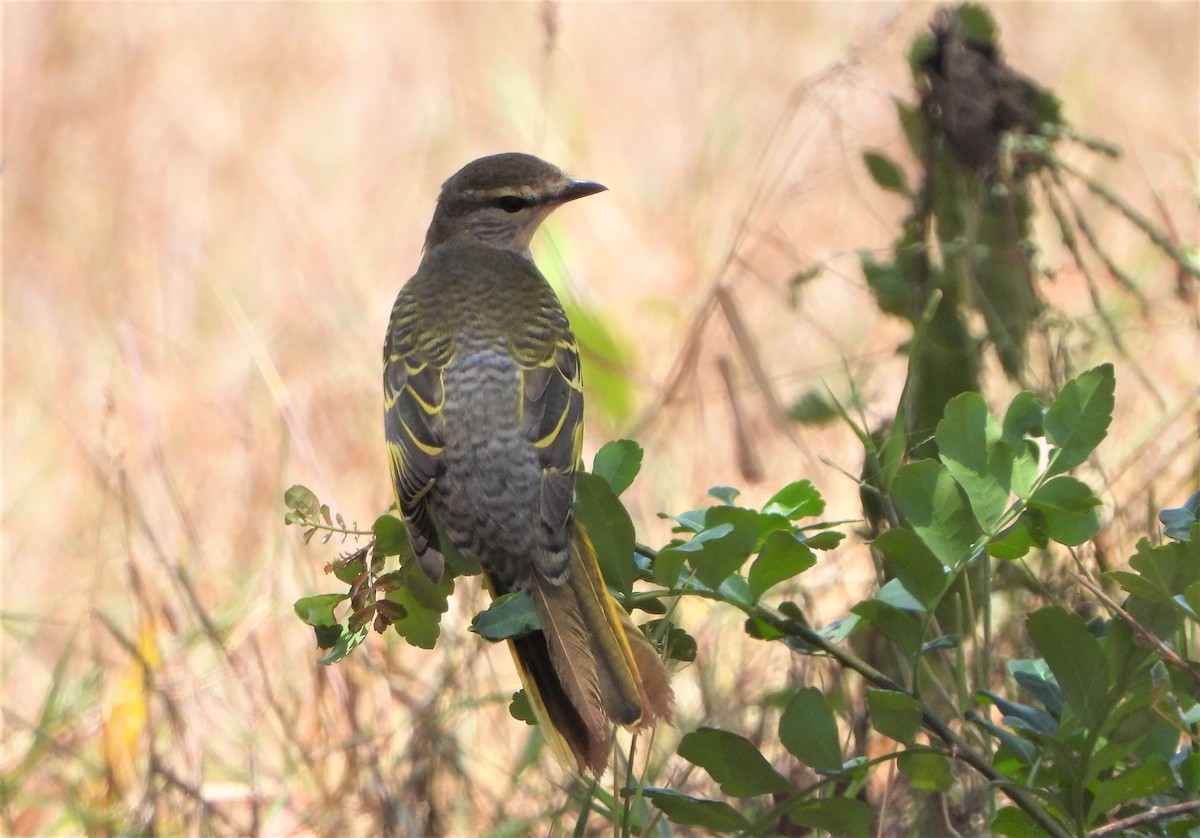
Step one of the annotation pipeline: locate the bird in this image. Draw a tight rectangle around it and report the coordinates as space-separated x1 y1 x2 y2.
382 152 672 774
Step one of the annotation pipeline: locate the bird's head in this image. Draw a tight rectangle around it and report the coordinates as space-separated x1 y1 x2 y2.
424 152 606 253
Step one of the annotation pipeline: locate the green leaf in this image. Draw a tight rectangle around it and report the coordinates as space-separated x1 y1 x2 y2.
687 507 759 590
643 789 753 833
802 529 845 551
1159 488 1200 541
761 480 825 520
331 548 368 585
294 594 348 651
956 2 998 42
936 392 1013 531
1001 391 1045 445
892 460 981 570
660 508 707 533
317 622 368 664
642 619 697 663
863 150 911 196
852 598 924 659
386 562 454 650
372 514 412 558
1044 364 1115 475
284 484 321 521
991 805 1046 838
747 531 816 600
987 511 1046 560
591 439 643 496
1008 658 1064 718
1087 754 1173 823
708 486 741 505
1026 607 1110 728
676 728 790 797
872 528 947 609
866 688 923 745
877 578 926 612
509 690 537 725
978 690 1057 735
575 472 637 595
294 593 348 628
787 798 872 838
788 388 841 426
779 687 843 770
898 750 952 792
1028 476 1102 546
469 591 539 641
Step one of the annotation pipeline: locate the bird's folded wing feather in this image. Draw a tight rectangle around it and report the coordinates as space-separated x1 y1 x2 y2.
384 294 448 579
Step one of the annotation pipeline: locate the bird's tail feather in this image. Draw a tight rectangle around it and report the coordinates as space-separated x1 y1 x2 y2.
507 522 673 775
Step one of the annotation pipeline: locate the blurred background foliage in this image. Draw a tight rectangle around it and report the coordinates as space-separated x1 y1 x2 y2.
3 2 1197 834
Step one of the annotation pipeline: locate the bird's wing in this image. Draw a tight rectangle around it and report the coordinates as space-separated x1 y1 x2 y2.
517 324 583 581
384 292 449 580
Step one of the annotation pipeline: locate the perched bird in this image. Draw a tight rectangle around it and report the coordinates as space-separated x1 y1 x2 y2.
383 153 672 774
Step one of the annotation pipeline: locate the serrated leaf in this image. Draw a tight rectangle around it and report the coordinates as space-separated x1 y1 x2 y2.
748 531 816 600
761 480 825 520
779 687 843 770
509 690 537 725
643 789 753 833
1028 476 1102 546
592 439 643 496
575 472 636 595
866 689 923 745
386 562 453 650
863 150 911 196
936 392 1013 531
1027 607 1110 728
1044 364 1115 475
892 460 981 570
677 728 790 797
470 591 539 641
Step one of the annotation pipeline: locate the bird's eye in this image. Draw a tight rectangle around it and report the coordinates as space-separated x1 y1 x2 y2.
496 195 530 213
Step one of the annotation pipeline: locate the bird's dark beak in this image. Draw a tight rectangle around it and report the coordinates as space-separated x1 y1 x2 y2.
559 179 608 203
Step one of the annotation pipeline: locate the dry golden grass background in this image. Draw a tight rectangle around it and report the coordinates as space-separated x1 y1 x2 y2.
3 2 1198 834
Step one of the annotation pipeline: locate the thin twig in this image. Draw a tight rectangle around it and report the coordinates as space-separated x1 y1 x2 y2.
1086 799 1200 838
1071 572 1200 693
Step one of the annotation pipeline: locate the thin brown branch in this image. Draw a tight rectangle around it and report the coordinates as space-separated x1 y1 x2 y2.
1071 572 1200 694
1087 799 1200 838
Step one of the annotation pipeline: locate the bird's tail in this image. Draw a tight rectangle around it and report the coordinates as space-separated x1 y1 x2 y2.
504 522 673 775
